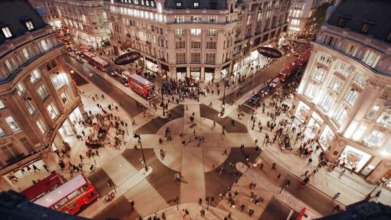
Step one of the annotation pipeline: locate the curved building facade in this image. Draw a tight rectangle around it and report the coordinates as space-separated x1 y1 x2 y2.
293 0 391 187
0 0 84 190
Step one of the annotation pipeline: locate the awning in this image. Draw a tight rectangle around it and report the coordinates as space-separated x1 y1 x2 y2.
176 67 186 72
161 64 169 71
145 57 157 64
205 67 215 73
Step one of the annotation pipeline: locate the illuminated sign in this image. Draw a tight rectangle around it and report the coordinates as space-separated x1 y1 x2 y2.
114 52 141 65
257 47 282 58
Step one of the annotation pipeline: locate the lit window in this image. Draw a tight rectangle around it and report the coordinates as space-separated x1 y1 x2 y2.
36 118 48 134
364 131 384 148
377 110 391 128
17 82 26 96
0 101 4 109
6 117 20 132
291 19 300 26
30 69 42 83
51 73 67 89
22 48 30 60
311 67 326 81
206 53 215 64
344 89 359 106
209 16 217 23
25 98 36 115
318 94 334 113
0 128 5 137
366 106 379 120
194 2 199 9
25 21 34 31
353 72 367 87
1 26 12 38
191 28 201 35
175 29 183 36
362 50 380 68
60 92 69 104
336 61 350 76
333 106 347 127
353 125 367 141
37 85 49 101
304 83 317 100
47 102 59 120
208 29 216 36
328 76 343 94
176 2 182 9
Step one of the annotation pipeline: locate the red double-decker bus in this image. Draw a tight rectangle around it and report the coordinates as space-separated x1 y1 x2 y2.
20 172 63 201
34 174 99 215
128 73 155 99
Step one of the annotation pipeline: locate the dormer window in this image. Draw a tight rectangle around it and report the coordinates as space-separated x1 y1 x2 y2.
25 20 34 31
194 2 199 9
361 22 374 34
337 16 349 28
1 26 12 38
176 2 182 9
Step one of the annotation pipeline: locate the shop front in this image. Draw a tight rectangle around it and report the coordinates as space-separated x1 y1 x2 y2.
190 67 201 81
176 67 187 81
161 64 169 78
294 101 311 124
204 67 215 82
145 57 159 74
304 112 323 139
339 145 372 172
221 64 230 79
319 125 334 150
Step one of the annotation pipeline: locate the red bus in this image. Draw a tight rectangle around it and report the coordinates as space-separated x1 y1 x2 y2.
277 48 312 81
81 52 110 72
34 174 99 215
20 172 63 201
128 73 156 99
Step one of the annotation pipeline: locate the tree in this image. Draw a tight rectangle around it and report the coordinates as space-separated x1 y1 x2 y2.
303 2 333 38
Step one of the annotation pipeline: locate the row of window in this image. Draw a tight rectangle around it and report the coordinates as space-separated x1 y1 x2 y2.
322 34 382 69
120 0 156 7
175 41 216 49
1 20 35 39
174 15 219 24
175 29 217 36
0 38 58 81
175 52 216 64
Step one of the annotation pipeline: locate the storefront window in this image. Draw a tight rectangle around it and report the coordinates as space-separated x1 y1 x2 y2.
328 76 343 94
304 83 317 100
339 145 371 170
319 126 334 149
364 131 384 148
366 105 379 120
295 101 310 122
377 110 391 128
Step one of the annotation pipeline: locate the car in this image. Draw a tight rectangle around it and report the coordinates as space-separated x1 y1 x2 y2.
260 85 274 96
269 77 280 87
118 77 128 87
248 94 261 105
105 66 118 76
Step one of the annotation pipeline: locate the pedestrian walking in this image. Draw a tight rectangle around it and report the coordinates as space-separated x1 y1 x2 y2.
248 209 254 216
302 170 309 177
79 155 84 162
333 192 341 200
223 149 228 156
307 157 313 165
338 169 346 179
32 164 40 172
200 209 205 217
42 164 50 172
271 162 276 170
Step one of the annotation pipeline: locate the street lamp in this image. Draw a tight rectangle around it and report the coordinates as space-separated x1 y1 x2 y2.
133 134 148 172
161 85 165 116
279 179 291 194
